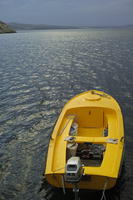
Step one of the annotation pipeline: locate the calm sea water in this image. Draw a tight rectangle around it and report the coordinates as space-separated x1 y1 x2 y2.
0 28 133 200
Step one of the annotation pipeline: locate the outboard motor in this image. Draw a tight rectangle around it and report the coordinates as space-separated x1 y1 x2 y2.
65 157 83 183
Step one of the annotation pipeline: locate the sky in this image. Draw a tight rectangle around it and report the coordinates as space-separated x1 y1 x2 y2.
0 0 133 26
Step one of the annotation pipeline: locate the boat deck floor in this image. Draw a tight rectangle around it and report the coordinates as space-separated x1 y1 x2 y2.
81 159 102 167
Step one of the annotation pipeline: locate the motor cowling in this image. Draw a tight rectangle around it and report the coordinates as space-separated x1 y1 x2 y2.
64 157 83 183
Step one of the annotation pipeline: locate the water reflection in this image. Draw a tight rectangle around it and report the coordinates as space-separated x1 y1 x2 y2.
0 28 133 200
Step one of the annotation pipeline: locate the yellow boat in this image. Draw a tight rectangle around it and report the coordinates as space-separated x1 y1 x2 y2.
45 90 124 194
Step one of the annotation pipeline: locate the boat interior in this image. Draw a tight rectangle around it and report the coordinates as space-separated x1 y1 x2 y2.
57 106 117 168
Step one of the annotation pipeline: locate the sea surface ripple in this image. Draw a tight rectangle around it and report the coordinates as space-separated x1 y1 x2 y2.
0 29 133 200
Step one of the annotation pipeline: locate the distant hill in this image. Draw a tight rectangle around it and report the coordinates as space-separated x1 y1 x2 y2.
0 21 16 34
8 22 133 31
8 22 80 30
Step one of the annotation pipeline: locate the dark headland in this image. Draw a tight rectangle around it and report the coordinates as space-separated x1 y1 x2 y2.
0 21 16 34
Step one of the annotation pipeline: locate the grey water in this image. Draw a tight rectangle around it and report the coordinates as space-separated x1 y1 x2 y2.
0 28 133 200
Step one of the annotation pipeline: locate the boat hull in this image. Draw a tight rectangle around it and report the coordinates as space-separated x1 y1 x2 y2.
46 174 117 190
45 90 124 191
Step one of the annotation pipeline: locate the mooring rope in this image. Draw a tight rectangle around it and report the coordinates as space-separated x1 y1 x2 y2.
100 177 108 200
